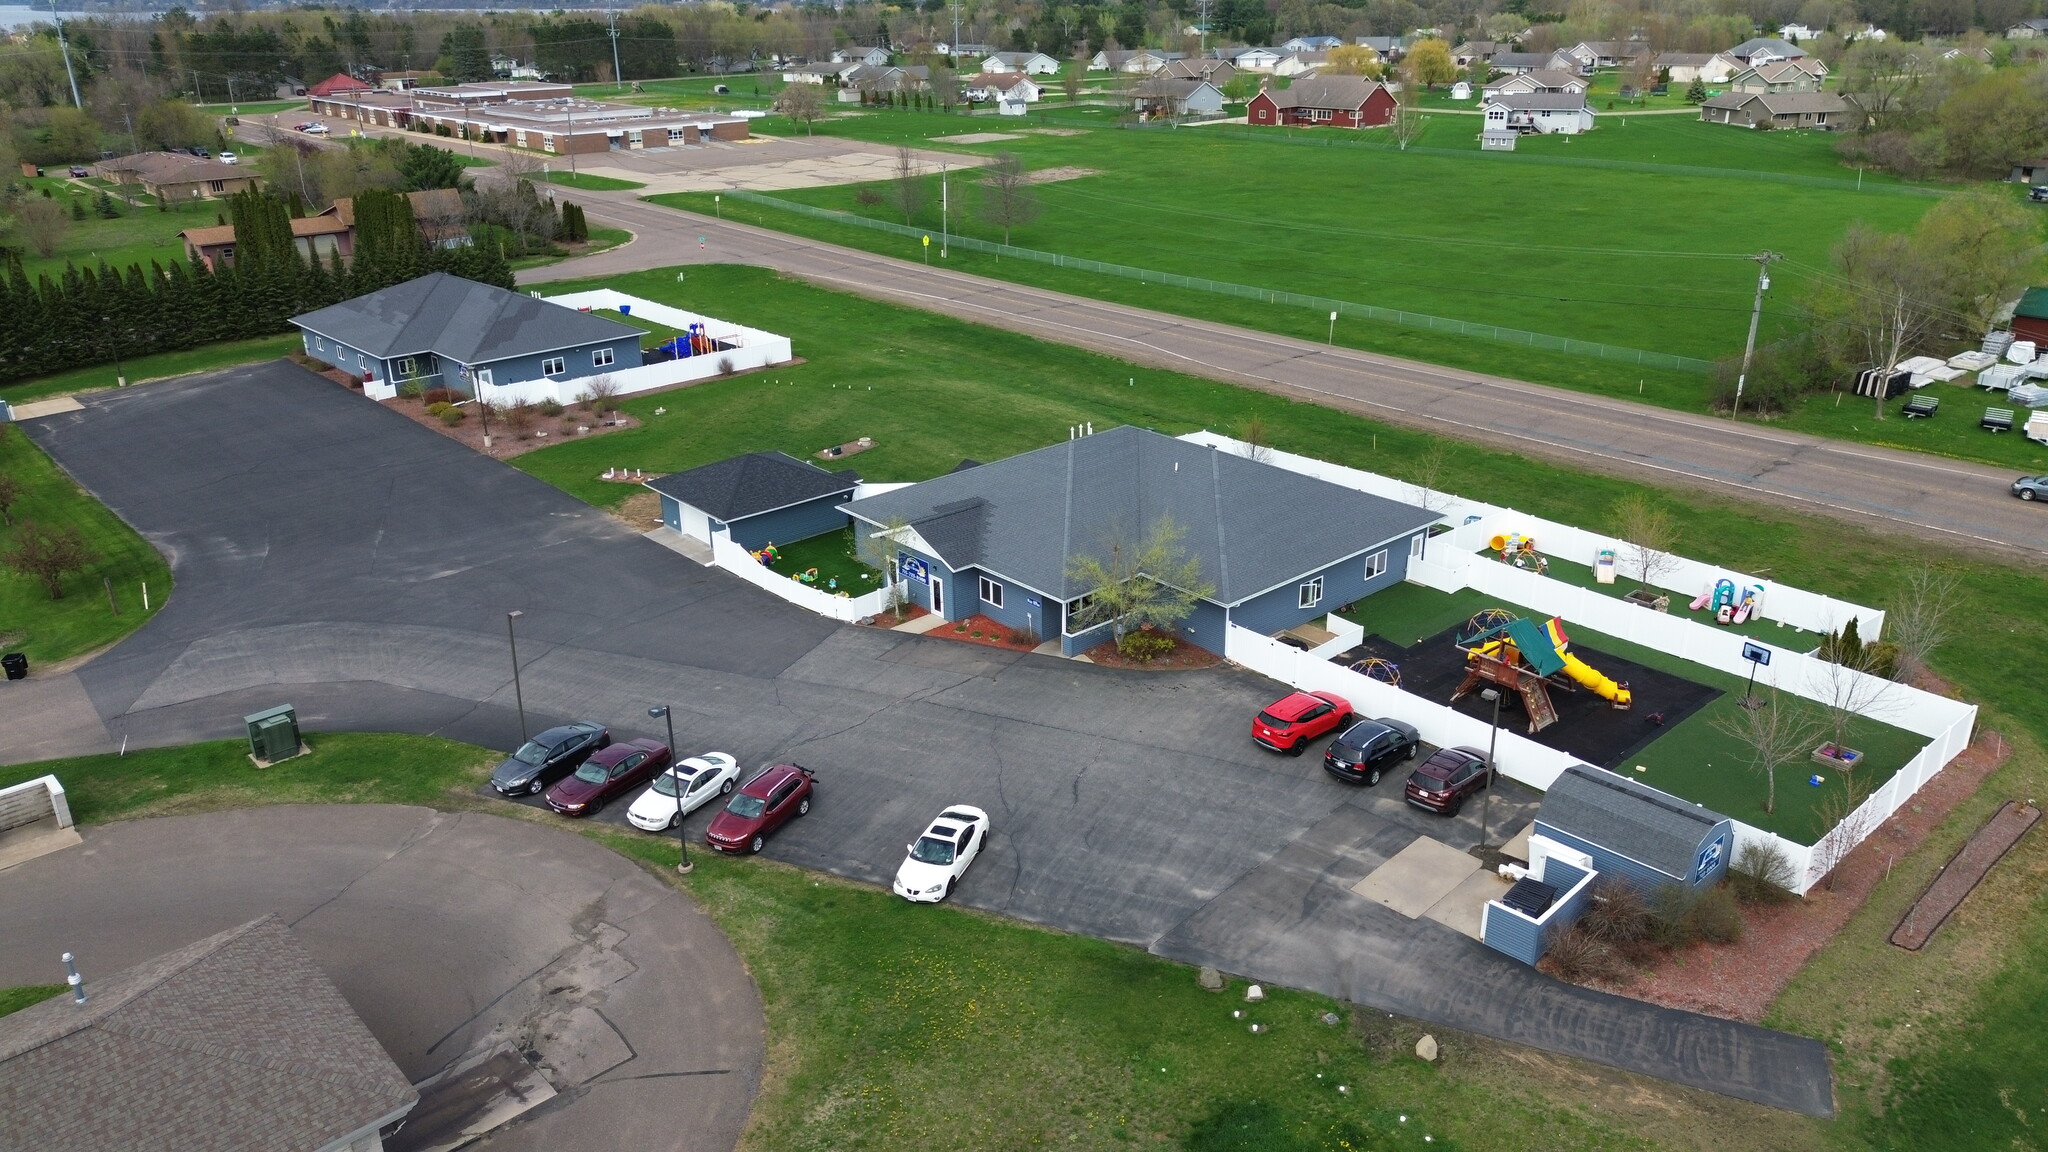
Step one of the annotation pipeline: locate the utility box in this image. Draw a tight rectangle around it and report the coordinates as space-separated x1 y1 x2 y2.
244 705 303 765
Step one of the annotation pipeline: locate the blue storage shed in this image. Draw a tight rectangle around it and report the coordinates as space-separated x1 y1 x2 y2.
645 452 860 550
1533 765 1734 895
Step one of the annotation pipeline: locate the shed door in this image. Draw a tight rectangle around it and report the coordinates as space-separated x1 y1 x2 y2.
679 504 712 543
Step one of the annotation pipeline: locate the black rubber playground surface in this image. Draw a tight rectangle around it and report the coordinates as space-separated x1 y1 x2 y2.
1335 627 1722 769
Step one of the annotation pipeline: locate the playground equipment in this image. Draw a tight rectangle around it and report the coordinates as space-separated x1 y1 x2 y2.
751 543 782 566
1453 610 1632 733
1488 533 1549 574
1688 577 1763 625
1594 549 1616 585
1728 583 1763 625
1348 656 1402 687
660 323 724 360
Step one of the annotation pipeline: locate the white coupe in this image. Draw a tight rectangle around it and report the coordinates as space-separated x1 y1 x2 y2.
892 806 989 903
626 753 740 831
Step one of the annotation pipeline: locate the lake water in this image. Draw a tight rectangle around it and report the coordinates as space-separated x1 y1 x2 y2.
0 7 114 28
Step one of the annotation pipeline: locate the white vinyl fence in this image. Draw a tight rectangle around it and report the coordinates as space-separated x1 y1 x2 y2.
468 290 795 407
710 530 901 623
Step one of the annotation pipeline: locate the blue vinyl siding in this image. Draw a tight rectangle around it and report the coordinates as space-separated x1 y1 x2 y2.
295 328 641 397
951 567 1054 641
1179 600 1230 655
1061 618 1116 656
1532 821 1732 895
1483 865 1598 965
723 494 856 550
1483 903 1541 964
1227 534 1418 636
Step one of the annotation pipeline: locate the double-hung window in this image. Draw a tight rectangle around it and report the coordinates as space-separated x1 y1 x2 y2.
979 576 1004 608
1298 576 1324 609
1364 550 1388 580
592 347 615 367
542 356 566 376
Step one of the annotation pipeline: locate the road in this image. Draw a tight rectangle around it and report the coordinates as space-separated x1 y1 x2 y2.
5 362 1836 1117
520 180 2048 565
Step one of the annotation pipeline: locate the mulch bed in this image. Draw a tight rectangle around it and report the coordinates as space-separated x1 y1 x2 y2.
931 613 1040 652
1082 634 1221 670
1590 728 2014 1023
863 604 930 627
381 396 640 461
1889 799 2042 950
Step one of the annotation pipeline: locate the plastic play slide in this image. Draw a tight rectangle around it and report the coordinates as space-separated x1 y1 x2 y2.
1730 583 1764 625
1544 617 1633 707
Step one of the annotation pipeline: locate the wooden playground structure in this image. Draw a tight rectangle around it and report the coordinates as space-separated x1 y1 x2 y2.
1452 609 1632 734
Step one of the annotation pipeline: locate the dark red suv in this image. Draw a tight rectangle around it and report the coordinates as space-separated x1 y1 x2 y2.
544 738 670 817
1252 691 1352 754
1403 746 1492 815
706 764 815 854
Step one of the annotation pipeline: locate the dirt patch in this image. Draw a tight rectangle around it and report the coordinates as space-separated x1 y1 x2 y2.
1019 165 1099 185
1593 728 2015 1022
1082 634 1221 670
1024 128 1087 136
932 131 1023 144
1890 799 2041 949
611 490 665 533
932 613 1040 652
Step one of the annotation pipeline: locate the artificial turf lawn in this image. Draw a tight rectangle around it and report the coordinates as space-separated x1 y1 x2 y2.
0 424 173 664
1487 546 1822 646
762 527 884 594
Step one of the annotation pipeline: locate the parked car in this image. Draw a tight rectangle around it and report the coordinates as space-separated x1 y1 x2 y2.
705 764 814 854
66 165 89 177
1323 717 1420 785
299 122 329 135
218 151 237 164
489 721 609 795
626 752 741 831
2013 475 2048 501
544 738 671 816
892 805 990 902
1251 691 1352 754
1403 746 1492 815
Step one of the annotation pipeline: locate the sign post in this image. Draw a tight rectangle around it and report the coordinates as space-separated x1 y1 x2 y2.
922 234 930 264
1739 641 1771 709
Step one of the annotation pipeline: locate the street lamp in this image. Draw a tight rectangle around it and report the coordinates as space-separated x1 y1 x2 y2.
506 610 527 743
1479 687 1503 849
100 315 125 387
649 705 692 874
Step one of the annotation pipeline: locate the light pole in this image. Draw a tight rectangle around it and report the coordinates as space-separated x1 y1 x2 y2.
505 610 527 743
101 315 126 387
649 706 692 874
1479 687 1503 848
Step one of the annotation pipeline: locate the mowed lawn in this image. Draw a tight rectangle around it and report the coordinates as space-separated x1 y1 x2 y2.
13 176 224 284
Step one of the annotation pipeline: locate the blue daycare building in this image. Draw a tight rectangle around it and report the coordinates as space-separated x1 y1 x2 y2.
645 452 861 550
290 272 644 396
839 425 1439 655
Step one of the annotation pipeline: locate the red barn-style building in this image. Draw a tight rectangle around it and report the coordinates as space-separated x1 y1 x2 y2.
1247 76 1396 128
308 72 373 98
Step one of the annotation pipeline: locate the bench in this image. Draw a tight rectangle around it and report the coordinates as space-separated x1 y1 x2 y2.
1903 394 1939 419
1982 406 2015 432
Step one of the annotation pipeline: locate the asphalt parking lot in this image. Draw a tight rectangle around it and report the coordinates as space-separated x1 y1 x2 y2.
11 362 1833 1117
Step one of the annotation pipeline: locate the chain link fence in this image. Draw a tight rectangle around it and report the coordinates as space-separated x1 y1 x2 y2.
725 190 1714 373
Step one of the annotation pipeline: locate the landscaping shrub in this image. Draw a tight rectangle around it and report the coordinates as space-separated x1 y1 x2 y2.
1689 884 1745 945
398 379 426 399
538 399 565 417
420 388 456 406
717 356 736 376
1541 925 1617 984
424 401 452 417
1577 879 1652 945
1647 884 1702 950
1730 840 1798 906
438 407 465 426
1117 629 1175 662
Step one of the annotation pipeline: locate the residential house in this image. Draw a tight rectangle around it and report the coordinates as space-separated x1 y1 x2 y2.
1698 90 1850 129
839 426 1437 656
951 42 997 61
1561 40 1648 73
985 50 1062 74
1230 46 1285 72
833 45 892 67
180 215 352 271
307 72 372 98
1777 22 1824 42
781 61 846 84
1247 74 1396 127
291 272 645 394
1281 34 1344 52
966 72 1043 105
1726 61 1822 93
1652 51 1739 83
842 63 930 94
1481 68 1588 100
1451 40 1500 66
2010 17 2048 36
1490 50 1576 74
1355 35 1408 59
1159 58 1237 85
1726 36 1807 65
0 916 417 1152
97 151 261 203
1271 50 1329 77
647 452 859 549
1134 77 1226 118
1481 91 1597 134
1847 24 1890 40
1090 48 1180 72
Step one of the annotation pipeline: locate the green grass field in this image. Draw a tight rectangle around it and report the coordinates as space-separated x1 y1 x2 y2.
12 178 218 284
0 985 65 1018
0 334 301 404
539 170 646 191
0 424 172 664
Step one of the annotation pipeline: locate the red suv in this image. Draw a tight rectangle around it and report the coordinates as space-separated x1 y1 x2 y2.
706 764 815 854
1252 691 1352 755
1403 746 1492 815
544 738 670 817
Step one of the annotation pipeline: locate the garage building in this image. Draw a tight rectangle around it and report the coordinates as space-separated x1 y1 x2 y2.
647 452 860 550
1532 764 1734 894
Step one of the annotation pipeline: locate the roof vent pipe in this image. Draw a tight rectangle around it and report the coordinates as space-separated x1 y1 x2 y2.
63 952 86 1005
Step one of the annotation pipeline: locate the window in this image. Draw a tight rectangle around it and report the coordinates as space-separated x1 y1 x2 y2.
979 576 1004 608
208 180 225 193
542 356 566 376
592 347 614 367
668 126 688 143
1298 576 1324 609
397 357 418 377
220 245 236 262
1364 550 1388 580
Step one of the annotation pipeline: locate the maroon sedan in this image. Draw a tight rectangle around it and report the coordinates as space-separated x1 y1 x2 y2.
545 738 671 817
1252 691 1352 755
1403 746 1492 815
706 764 814 854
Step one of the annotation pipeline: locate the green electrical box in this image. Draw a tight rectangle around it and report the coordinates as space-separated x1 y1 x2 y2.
244 704 302 764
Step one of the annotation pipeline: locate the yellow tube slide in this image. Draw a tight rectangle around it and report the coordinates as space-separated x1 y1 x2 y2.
1559 651 1631 707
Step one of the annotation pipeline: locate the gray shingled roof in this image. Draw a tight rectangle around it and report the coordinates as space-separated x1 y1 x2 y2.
0 915 416 1152
841 425 1435 604
646 451 859 522
1752 92 1850 114
1729 36 1806 58
1487 91 1591 111
1538 765 1729 879
1491 51 1563 69
291 272 640 365
1261 75 1387 110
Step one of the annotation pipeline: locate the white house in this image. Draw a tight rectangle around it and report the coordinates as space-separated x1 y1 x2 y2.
1281 35 1344 52
985 50 1062 74
1481 68 1587 100
1777 23 1823 42
780 62 845 84
967 72 1043 104
1653 51 1739 84
1271 50 1329 77
833 45 892 67
1482 91 1596 134
1230 46 1285 72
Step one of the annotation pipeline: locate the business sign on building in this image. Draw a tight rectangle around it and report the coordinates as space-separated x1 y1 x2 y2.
898 553 930 584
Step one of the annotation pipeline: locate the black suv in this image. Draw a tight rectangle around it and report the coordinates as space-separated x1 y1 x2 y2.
490 722 611 795
1323 717 1421 785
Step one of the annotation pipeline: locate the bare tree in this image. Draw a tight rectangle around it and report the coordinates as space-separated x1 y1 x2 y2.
1885 564 1961 683
854 514 914 620
773 81 825 135
16 196 70 258
578 374 619 415
1809 768 1877 891
1060 71 1082 103
888 145 929 225
1388 71 1425 151
1238 415 1274 463
1610 494 1682 587
1406 440 1457 518
2 519 98 599
977 152 1039 245
1065 514 1215 649
930 65 960 112
1807 640 1897 758
1712 688 1829 815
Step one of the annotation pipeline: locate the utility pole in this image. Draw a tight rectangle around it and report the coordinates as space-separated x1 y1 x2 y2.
1730 250 1780 420
1197 0 1211 53
609 12 624 91
120 103 138 156
951 0 961 57
52 0 82 109
940 163 948 258
192 68 203 104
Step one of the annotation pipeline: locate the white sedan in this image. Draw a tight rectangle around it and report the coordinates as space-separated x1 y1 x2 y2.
892 806 989 903
626 753 740 831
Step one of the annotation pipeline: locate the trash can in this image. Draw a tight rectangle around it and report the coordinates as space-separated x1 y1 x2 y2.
2 652 27 681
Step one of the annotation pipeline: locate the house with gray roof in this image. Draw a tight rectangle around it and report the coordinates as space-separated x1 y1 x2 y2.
839 425 1437 654
1532 764 1734 893
1482 90 1597 134
1727 36 1807 64
1699 90 1850 130
1489 49 1576 74
292 272 643 396
645 451 860 549
0 915 417 1152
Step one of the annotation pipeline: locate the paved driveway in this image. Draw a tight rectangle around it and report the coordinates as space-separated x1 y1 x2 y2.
10 362 1833 1116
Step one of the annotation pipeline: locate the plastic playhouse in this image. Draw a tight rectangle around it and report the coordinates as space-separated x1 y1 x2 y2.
1452 610 1632 733
1688 578 1764 626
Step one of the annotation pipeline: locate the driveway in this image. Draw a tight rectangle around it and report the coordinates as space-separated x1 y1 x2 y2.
0 805 763 1152
8 362 1833 1116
